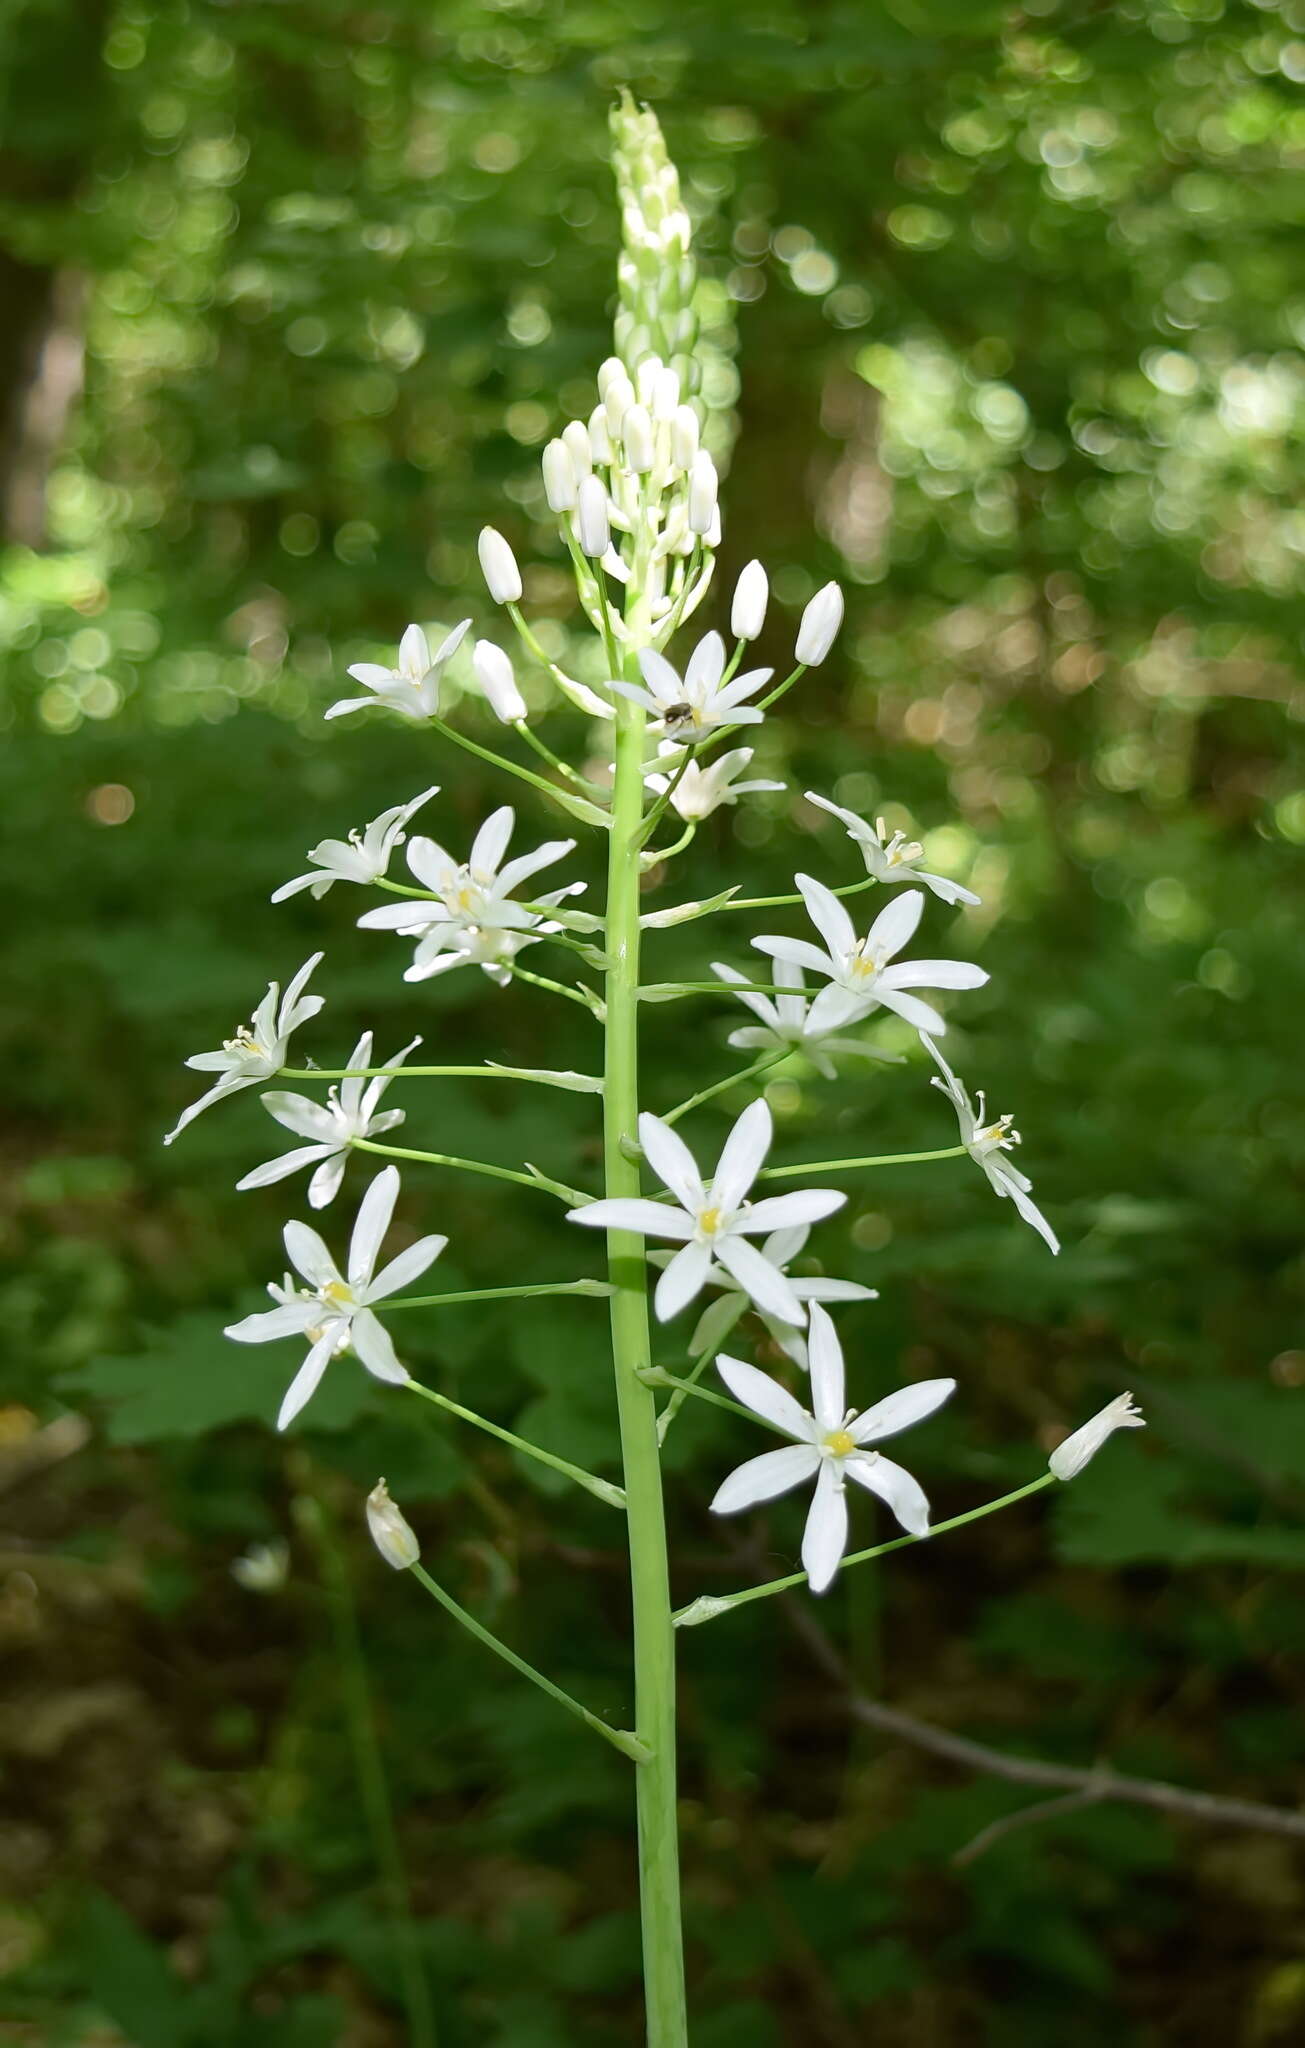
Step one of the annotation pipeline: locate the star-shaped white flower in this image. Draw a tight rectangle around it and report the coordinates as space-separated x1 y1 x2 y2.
713 958 904 1080
164 954 324 1145
237 1030 419 1209
271 789 439 904
806 792 979 907
568 1098 845 1324
325 621 470 723
686 1222 878 1370
710 1303 954 1592
924 1037 1059 1254
753 876 987 1038
644 746 783 822
356 805 583 987
224 1165 446 1430
608 630 772 735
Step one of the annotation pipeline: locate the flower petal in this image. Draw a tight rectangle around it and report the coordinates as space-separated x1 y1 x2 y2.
654 1240 712 1321
801 1461 848 1593
638 1112 705 1211
864 888 924 963
715 1236 807 1324
308 1151 350 1209
796 873 856 961
851 1378 955 1444
349 1308 410 1385
470 805 515 877
710 1098 772 1213
277 1331 337 1431
237 1144 334 1193
805 1302 846 1432
224 1303 315 1344
752 935 837 977
739 1189 846 1234
715 1353 816 1442
710 1444 820 1514
844 1452 931 1536
881 959 988 992
567 1198 695 1239
347 1166 400 1290
872 987 946 1036
259 1092 339 1143
367 1235 448 1301
283 1220 339 1291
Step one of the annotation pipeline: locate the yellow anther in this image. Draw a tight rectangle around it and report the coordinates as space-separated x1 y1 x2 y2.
697 1206 721 1237
321 1280 352 1307
824 1429 857 1457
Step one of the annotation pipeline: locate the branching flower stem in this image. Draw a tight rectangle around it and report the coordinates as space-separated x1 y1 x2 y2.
404 1378 625 1509
758 1145 968 1179
661 1052 790 1127
351 1135 587 1206
512 965 601 1012
410 1564 648 1761
280 1063 601 1091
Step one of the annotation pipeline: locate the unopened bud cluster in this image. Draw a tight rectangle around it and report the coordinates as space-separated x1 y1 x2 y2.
610 89 699 393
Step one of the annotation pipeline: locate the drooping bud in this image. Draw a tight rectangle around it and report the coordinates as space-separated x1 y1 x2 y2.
478 527 522 604
472 638 528 723
366 1480 420 1570
688 451 718 536
577 475 611 558
622 404 655 473
731 560 769 641
670 404 699 470
542 439 577 512
795 581 844 665
1049 1394 1145 1481
562 420 592 480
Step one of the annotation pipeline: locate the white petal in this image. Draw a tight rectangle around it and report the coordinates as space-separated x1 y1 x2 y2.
752 935 836 978
685 630 725 693
654 1240 712 1321
1007 1181 1060 1254
470 805 515 878
307 1151 349 1209
347 1166 400 1290
710 1444 820 1514
715 1353 816 1442
864 889 924 963
259 1092 339 1143
637 647 683 707
851 1378 955 1444
713 960 779 1029
805 1302 846 1432
872 987 946 1036
740 1189 846 1234
709 1098 772 1213
882 959 988 992
277 1331 337 1431
283 1220 339 1290
567 1198 694 1240
796 873 856 961
225 1303 315 1344
715 1236 806 1324
237 1144 334 1193
638 1113 706 1211
845 1452 930 1536
349 1308 410 1385
496 837 576 896
801 1462 848 1593
367 1235 448 1300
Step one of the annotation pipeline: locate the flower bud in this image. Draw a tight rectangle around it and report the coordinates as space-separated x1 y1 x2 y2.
1049 1394 1145 1481
542 439 577 512
688 451 717 536
597 356 626 401
622 403 655 473
478 526 522 604
635 354 663 406
731 559 769 641
366 1480 420 1570
670 404 699 470
795 580 843 665
576 475 611 558
562 420 592 480
651 365 681 421
588 404 612 463
602 372 635 432
472 638 528 723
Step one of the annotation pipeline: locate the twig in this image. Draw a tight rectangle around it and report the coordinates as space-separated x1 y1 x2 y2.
952 1787 1103 1867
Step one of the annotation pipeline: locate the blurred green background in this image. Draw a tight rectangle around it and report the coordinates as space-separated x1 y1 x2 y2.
2 2 1303 2043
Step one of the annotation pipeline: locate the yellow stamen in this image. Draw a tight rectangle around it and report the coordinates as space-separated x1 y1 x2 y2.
824 1428 857 1457
698 1206 721 1237
321 1280 352 1307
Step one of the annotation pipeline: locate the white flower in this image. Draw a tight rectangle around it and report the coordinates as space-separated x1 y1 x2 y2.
230 1539 289 1592
686 1221 877 1370
709 1304 954 1592
165 954 324 1145
608 630 772 735
237 1030 418 1209
753 876 987 1038
271 788 439 903
731 560 768 641
795 582 843 665
224 1165 445 1430
568 1098 845 1323
713 957 904 1080
924 1037 1059 1254
644 746 783 822
478 527 522 603
471 640 528 724
326 622 470 723
806 793 979 908
356 805 582 987
1049 1393 1144 1480
366 1480 421 1569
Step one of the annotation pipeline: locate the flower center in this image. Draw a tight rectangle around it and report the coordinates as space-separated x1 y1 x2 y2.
882 829 923 870
225 1026 266 1058
320 1280 353 1308
823 1428 857 1457
848 942 883 981
697 1205 722 1238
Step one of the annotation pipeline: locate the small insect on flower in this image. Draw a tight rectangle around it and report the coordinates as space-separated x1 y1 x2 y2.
709 1304 954 1593
607 630 772 735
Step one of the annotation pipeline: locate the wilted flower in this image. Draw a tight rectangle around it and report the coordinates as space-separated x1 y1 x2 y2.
271 788 439 903
165 954 324 1145
714 957 903 1079
925 1037 1059 1253
753 877 987 1037
237 1030 418 1209
366 1480 421 1569
794 582 843 666
326 622 470 723
568 1098 844 1323
807 793 979 908
608 630 772 735
644 746 783 822
709 1304 954 1592
224 1165 445 1430
1049 1393 1144 1480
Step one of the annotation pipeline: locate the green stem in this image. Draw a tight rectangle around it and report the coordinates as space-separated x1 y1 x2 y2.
605 691 689 2041
758 1145 968 1179
641 821 696 869
512 964 601 1013
635 742 696 850
674 1475 1058 1627
279 1063 600 1091
410 1564 647 1761
404 1378 625 1509
721 873 880 914
513 717 598 790
351 1135 587 1206
428 715 578 808
639 982 805 1001
385 1280 613 1309
639 1367 765 1432
661 1052 789 1128
303 1496 436 2048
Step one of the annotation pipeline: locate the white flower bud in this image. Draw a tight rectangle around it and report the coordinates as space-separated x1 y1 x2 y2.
1049 1394 1145 1481
688 451 717 535
366 1480 420 1570
635 354 663 406
795 580 843 665
562 420 592 480
576 475 611 558
622 404 655 473
542 439 577 512
588 404 612 463
597 356 625 401
602 373 635 432
651 366 681 421
472 638 528 723
478 526 522 604
670 404 699 470
731 559 769 641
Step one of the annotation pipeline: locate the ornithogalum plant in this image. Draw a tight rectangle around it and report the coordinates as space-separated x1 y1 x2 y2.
168 96 1145 2046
